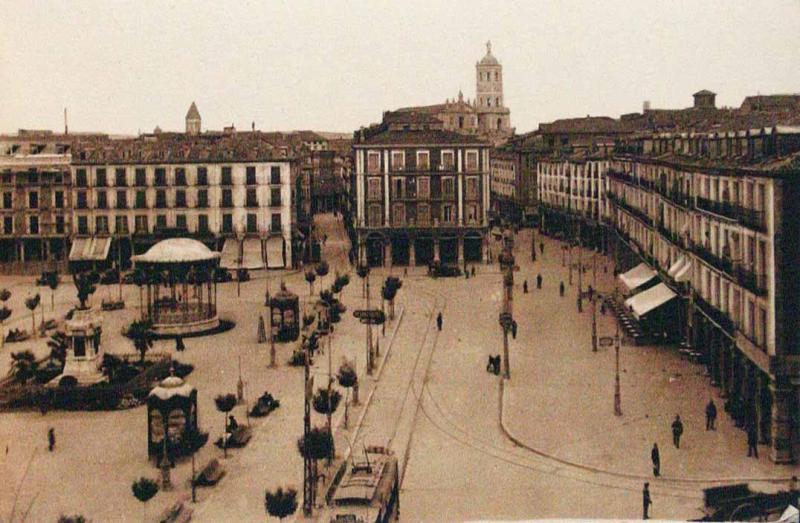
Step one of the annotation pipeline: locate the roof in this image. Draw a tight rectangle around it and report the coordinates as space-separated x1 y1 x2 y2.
694 90 716 97
149 375 196 401
354 129 489 147
539 116 622 134
186 102 201 120
131 238 221 264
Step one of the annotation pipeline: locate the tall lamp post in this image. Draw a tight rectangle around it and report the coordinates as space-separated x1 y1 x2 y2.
614 320 622 416
498 245 515 379
499 311 513 379
591 293 598 352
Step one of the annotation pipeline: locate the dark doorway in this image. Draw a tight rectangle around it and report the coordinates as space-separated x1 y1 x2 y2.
464 237 482 262
414 238 434 266
440 238 457 264
391 237 410 266
366 238 384 267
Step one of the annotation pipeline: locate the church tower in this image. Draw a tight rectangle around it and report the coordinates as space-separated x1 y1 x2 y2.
185 102 201 135
475 41 511 134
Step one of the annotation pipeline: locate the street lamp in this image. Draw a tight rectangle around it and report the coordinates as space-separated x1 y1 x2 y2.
499 311 513 379
614 320 622 416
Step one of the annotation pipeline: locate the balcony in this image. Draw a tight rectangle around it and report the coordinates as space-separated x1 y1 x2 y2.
270 199 282 207
696 196 737 220
738 207 766 233
735 265 768 296
693 292 736 335
608 192 652 226
691 241 734 275
245 199 259 208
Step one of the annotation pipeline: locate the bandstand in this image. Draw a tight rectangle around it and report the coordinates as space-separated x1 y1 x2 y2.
131 238 221 336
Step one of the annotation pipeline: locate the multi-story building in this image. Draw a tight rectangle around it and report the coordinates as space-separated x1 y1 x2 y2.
352 116 491 267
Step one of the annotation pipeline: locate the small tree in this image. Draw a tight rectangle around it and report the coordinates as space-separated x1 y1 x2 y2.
214 393 237 458
24 294 41 338
46 272 60 320
337 361 358 426
356 264 369 298
128 320 154 364
10 350 38 383
73 272 97 310
57 515 88 523
304 270 316 297
382 276 402 319
131 477 159 523
315 261 329 280
297 426 334 489
0 305 10 349
264 486 298 521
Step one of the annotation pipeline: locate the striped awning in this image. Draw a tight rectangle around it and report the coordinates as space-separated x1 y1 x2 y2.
266 236 285 269
69 237 111 261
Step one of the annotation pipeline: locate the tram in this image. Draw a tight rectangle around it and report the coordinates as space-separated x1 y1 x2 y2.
322 446 399 523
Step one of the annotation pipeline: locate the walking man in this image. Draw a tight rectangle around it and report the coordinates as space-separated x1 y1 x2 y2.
175 335 185 352
747 424 759 458
511 320 517 340
706 399 717 431
559 281 565 297
48 427 55 452
523 280 528 294
671 415 684 448
539 241 544 255
471 266 476 277
436 312 442 331
642 482 652 520
537 274 542 289
651 443 660 477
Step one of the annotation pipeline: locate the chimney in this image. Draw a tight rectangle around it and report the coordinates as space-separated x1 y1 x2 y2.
64 108 68 135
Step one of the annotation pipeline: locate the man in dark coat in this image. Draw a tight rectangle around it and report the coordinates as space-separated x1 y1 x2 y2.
706 400 717 430
48 428 55 452
747 424 759 458
175 335 185 352
643 482 652 520
539 241 544 254
651 443 660 477
559 281 565 297
671 415 684 448
523 280 528 293
511 320 517 339
537 274 542 289
436 312 442 331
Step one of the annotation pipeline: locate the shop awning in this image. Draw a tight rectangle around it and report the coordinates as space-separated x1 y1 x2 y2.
668 256 688 278
625 283 677 319
675 258 692 283
219 239 240 269
266 236 285 269
69 237 111 261
618 263 658 292
241 238 264 269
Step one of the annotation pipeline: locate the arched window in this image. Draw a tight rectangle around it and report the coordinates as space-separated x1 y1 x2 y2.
495 71 499 81
497 118 502 129
496 97 500 107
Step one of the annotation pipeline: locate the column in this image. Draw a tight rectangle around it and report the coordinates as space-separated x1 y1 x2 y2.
457 236 464 265
482 235 489 264
384 240 392 269
433 238 440 262
769 381 793 463
409 238 416 267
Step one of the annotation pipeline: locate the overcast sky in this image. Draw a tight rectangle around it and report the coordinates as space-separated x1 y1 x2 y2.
2 0 799 136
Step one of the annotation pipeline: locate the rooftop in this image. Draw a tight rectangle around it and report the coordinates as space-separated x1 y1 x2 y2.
354 129 489 147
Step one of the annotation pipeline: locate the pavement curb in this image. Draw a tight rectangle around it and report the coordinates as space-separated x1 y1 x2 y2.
498 376 794 486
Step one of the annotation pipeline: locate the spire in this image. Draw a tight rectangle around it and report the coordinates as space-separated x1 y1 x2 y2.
458 90 464 103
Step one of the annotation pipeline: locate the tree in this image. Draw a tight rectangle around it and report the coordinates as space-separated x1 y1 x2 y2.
312 387 341 416
382 276 402 319
10 350 38 383
356 264 369 298
73 272 97 310
214 393 237 458
304 270 316 297
0 305 10 349
297 426 334 488
264 486 298 521
131 477 159 523
24 294 40 338
46 272 60 320
128 320 154 364
337 361 358 426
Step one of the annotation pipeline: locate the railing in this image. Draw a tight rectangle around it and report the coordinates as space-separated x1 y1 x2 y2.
738 207 766 232
735 265 768 296
693 291 736 335
696 197 737 220
608 192 653 226
692 242 733 275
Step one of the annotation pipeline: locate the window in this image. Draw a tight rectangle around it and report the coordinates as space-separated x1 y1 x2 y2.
96 191 107 209
76 191 87 209
748 300 755 340
496 97 500 107
392 177 404 199
441 151 454 170
495 71 499 81
28 191 38 209
466 203 479 224
270 166 281 185
155 214 167 230
222 213 233 233
197 189 208 208
417 203 430 226
3 192 11 208
2 172 12 184
247 213 257 233
135 190 146 209
116 190 126 209
78 216 89 234
154 168 166 186
465 151 479 172
368 204 382 226
135 168 146 187
134 215 148 233
115 168 126 187
73 337 86 358
367 152 381 174
96 168 107 187
3 216 12 234
222 189 233 207
246 166 256 185
155 190 167 208
198 214 209 233
466 176 479 199
271 188 281 206
271 213 282 233
221 166 232 186
416 151 430 170
28 171 38 185
175 214 187 231
175 190 186 208
417 177 430 198
75 169 87 187
246 188 258 207
391 151 405 172
442 204 454 223
197 167 208 186
392 203 405 226
95 216 108 234
29 216 39 234
442 177 455 198
55 215 65 234
367 177 382 200
175 168 186 186
406 177 417 198
115 216 128 234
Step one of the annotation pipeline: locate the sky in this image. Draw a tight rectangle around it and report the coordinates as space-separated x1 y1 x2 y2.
1 0 800 136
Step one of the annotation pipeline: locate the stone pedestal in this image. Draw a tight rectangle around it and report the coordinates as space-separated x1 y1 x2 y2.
457 237 465 265
48 307 105 387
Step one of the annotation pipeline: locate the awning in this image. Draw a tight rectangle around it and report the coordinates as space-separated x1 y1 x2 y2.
625 283 677 319
668 256 688 278
675 258 692 283
618 263 658 292
266 236 285 269
69 237 111 261
219 239 240 269
241 238 264 269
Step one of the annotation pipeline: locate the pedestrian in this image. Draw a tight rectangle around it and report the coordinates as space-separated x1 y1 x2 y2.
588 285 594 301
706 399 717 431
747 424 758 458
671 415 684 449
48 427 55 452
559 281 565 297
495 355 502 375
523 280 528 294
471 266 476 277
642 482 652 520
436 312 442 331
537 274 542 289
511 320 517 339
486 356 494 373
651 443 660 477
539 241 544 254
175 335 185 352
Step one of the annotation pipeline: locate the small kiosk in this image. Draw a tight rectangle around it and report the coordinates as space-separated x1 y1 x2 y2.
147 374 198 459
269 285 299 342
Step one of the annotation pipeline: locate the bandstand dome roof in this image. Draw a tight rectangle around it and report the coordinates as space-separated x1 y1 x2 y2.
131 238 221 264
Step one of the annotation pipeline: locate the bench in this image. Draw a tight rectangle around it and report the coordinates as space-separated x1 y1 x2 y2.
214 425 253 449
193 458 225 486
155 497 193 523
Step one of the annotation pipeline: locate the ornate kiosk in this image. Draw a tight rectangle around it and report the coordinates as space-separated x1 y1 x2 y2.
269 285 299 342
131 238 221 336
147 374 198 459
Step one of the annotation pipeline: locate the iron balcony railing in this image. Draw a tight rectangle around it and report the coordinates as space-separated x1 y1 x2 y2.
693 291 736 335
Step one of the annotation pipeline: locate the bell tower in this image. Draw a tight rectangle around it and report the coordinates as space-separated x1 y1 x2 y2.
185 102 201 136
476 41 503 110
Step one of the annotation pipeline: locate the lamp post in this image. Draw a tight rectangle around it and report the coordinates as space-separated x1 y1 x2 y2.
499 311 512 379
591 294 598 352
302 334 314 515
366 271 373 376
577 223 583 313
614 320 622 416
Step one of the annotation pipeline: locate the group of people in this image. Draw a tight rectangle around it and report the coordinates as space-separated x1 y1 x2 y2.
485 355 502 375
522 274 543 294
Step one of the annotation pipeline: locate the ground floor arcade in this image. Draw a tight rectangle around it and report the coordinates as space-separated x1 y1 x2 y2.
356 228 488 268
